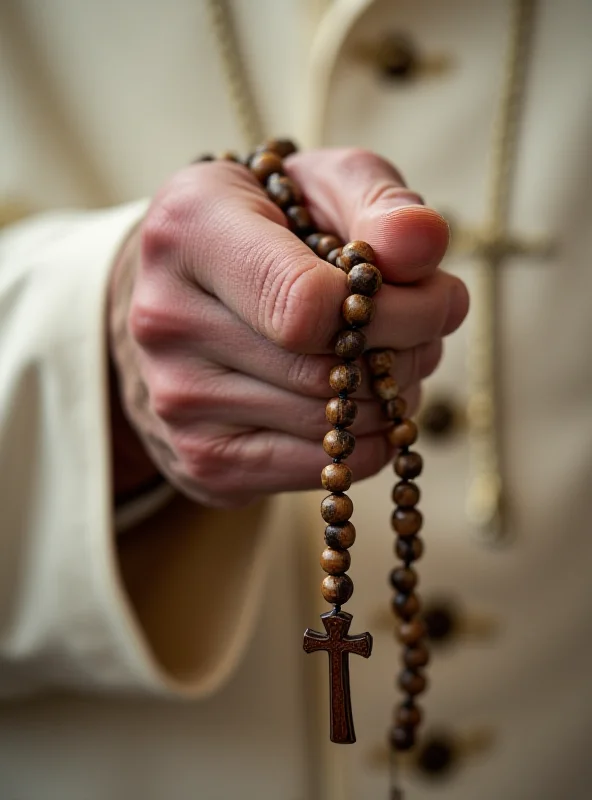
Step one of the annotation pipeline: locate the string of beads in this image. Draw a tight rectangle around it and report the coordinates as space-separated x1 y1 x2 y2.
198 138 429 754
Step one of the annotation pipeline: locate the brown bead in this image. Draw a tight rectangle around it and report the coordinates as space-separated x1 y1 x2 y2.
323 429 355 459
366 348 396 376
305 232 324 251
327 247 343 266
398 669 427 696
392 592 421 620
321 463 353 492
320 493 354 524
266 173 302 208
390 725 416 752
220 150 239 161
316 235 342 259
395 536 424 563
392 480 420 508
391 508 423 536
329 363 362 393
325 397 358 427
320 546 351 575
286 205 314 237
340 240 376 269
403 643 430 669
249 150 284 183
395 702 422 728
259 138 297 158
388 419 418 448
389 566 417 593
347 263 383 296
398 619 427 645
395 451 423 479
325 521 356 550
373 375 400 401
335 255 352 274
385 396 408 420
342 295 375 327
321 574 354 605
334 329 366 359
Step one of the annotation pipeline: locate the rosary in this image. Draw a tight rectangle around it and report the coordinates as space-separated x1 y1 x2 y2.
203 138 428 792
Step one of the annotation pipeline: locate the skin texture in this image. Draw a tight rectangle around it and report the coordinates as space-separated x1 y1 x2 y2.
109 148 469 508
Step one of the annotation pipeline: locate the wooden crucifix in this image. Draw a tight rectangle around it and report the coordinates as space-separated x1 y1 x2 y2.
303 609 373 744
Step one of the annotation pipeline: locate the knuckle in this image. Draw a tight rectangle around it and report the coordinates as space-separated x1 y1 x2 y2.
128 296 169 347
150 370 211 424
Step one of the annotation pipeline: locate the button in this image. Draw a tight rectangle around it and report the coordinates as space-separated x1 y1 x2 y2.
416 734 457 776
376 33 418 80
419 397 458 439
351 34 453 83
422 600 459 643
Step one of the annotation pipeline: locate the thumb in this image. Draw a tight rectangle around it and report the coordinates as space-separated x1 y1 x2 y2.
285 148 450 284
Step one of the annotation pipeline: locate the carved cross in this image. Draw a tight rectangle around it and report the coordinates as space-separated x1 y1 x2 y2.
303 610 373 744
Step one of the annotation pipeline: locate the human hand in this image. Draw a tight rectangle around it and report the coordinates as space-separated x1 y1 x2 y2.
109 148 468 508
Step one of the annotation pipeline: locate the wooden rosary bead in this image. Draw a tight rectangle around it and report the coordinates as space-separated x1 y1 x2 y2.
286 205 314 237
325 521 356 550
321 493 354 524
391 508 423 537
327 247 343 266
258 138 297 158
249 150 284 183
395 451 424 479
305 232 324 250
388 419 418 448
395 536 424 563
373 375 400 401
320 546 351 575
385 396 408 420
390 725 416 752
334 329 366 359
389 566 418 593
266 173 302 208
322 463 353 492
392 480 421 508
340 240 376 269
316 234 342 259
321 574 354 605
325 397 358 427
342 295 376 327
398 619 427 645
403 643 430 669
335 255 352 274
367 348 396 376
392 592 421 620
323 428 356 459
329 363 362 393
395 701 422 728
398 669 427 696
347 263 383 297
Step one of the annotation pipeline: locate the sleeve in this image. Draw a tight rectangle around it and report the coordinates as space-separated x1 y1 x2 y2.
0 204 273 699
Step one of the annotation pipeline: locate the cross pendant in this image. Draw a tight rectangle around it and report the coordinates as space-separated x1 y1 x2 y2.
303 610 373 744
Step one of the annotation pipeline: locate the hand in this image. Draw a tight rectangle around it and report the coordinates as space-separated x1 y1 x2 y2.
109 148 469 508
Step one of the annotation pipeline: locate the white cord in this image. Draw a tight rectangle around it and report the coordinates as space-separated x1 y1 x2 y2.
304 0 376 147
